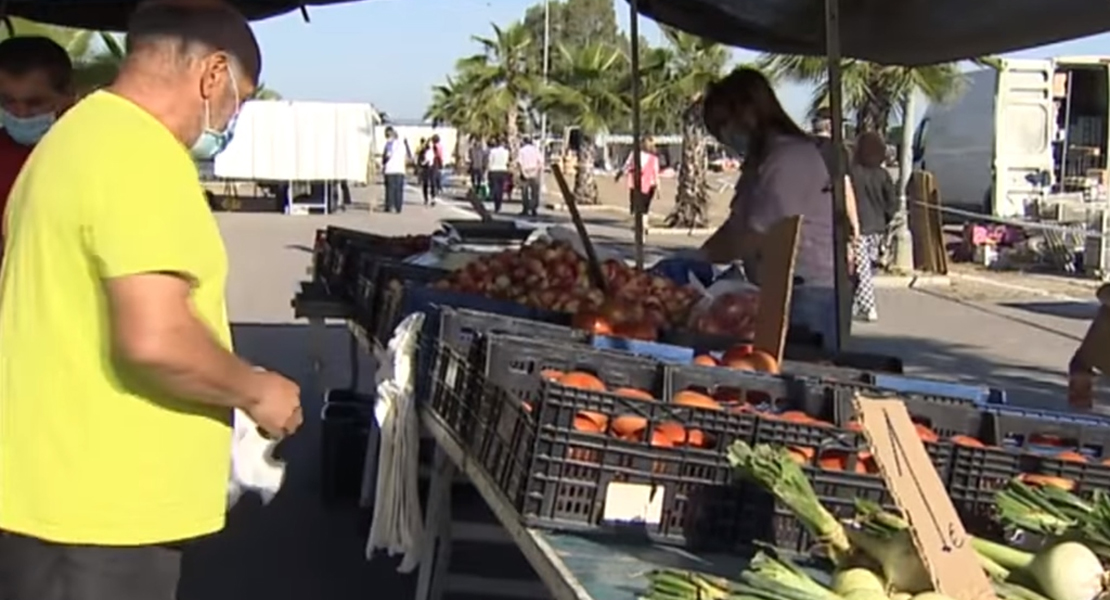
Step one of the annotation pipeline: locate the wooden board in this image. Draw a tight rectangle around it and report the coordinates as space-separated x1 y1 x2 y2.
752 215 802 364
854 396 996 600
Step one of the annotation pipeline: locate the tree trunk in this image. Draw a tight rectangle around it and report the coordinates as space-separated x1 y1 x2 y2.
454 132 467 174
664 99 709 228
506 104 521 168
574 141 599 205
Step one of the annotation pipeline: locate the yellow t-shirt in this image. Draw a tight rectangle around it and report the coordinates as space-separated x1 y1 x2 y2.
0 91 233 545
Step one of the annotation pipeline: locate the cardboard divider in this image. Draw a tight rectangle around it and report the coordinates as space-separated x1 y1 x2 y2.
753 215 802 364
854 395 997 600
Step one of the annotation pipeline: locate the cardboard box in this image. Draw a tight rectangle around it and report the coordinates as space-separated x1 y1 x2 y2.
854 395 997 600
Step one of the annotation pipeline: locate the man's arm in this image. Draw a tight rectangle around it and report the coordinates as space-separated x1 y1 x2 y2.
91 172 271 410
699 210 762 263
844 175 860 238
107 273 266 409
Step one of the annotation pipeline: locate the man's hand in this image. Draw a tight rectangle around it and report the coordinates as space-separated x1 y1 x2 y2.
1069 371 1094 410
246 371 303 438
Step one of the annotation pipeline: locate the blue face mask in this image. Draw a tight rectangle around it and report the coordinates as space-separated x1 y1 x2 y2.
3 109 55 146
190 68 241 160
722 127 749 155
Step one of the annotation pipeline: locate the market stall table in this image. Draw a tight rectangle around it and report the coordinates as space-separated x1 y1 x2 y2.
417 408 755 600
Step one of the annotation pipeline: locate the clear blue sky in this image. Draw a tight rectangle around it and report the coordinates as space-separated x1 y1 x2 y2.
250 0 1110 122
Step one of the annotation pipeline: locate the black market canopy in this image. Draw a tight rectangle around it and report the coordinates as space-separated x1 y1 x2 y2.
632 0 1110 65
0 1 362 31
3 0 1106 63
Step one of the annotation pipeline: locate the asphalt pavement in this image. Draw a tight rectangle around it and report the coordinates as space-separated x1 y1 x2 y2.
181 181 1095 599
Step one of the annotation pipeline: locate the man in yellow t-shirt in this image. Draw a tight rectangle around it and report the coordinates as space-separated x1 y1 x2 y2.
0 2 303 598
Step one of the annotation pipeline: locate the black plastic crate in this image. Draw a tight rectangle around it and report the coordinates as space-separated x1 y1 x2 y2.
429 309 587 428
320 228 432 300
949 428 1110 537
446 335 775 542
358 261 448 335
440 220 536 243
311 228 329 282
985 406 1110 457
374 282 560 348
664 365 977 483
685 469 897 553
481 333 664 409
438 308 581 357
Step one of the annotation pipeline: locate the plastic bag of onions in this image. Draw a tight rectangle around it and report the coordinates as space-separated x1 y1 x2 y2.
687 278 761 341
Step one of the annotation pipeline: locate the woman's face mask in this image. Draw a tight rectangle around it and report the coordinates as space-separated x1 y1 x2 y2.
721 126 749 154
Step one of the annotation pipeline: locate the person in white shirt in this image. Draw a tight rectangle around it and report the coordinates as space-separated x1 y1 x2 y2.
486 137 511 213
517 136 543 217
381 126 412 213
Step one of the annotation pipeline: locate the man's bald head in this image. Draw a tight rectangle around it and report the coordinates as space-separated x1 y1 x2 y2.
125 0 261 84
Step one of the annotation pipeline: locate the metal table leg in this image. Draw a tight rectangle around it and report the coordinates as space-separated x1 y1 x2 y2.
348 329 361 391
415 446 454 600
307 316 326 402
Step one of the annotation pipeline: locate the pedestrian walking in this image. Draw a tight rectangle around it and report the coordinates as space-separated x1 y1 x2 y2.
849 131 898 322
486 137 510 213
616 136 660 215
517 136 543 216
417 137 438 206
431 134 445 197
0 2 303 598
468 136 487 191
382 126 411 213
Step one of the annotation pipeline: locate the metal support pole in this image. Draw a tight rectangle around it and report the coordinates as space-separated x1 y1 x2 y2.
628 0 645 269
891 92 917 272
539 0 550 203
825 0 850 351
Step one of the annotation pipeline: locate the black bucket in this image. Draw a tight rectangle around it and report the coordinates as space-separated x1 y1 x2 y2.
319 390 376 506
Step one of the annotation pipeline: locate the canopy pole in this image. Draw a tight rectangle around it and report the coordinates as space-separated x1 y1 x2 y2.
628 0 645 270
824 0 850 352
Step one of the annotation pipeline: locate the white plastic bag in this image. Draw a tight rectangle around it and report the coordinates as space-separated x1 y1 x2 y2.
227 409 286 509
687 277 761 340
366 312 425 574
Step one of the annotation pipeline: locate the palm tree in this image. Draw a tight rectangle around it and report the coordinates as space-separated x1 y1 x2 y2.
756 55 969 136
252 82 282 100
455 22 537 163
642 29 728 228
537 42 628 205
425 75 504 171
1 19 124 95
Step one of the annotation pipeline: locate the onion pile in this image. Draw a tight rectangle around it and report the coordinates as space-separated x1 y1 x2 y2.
433 240 702 330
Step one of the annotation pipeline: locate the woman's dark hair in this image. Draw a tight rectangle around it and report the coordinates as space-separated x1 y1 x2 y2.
703 67 807 159
854 131 887 168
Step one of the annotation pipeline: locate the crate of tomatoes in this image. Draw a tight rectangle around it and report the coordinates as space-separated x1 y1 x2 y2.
431 332 781 545
947 405 1110 536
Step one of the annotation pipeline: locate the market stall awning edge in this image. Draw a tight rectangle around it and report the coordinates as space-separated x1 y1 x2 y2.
631 0 1110 65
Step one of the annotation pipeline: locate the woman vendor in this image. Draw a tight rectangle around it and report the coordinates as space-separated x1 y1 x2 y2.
683 67 855 351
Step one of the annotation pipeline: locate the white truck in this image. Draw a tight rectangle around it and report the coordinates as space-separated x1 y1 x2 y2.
914 56 1109 218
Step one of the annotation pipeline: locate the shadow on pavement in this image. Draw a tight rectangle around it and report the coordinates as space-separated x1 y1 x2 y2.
998 301 1099 321
178 322 414 600
849 333 1072 409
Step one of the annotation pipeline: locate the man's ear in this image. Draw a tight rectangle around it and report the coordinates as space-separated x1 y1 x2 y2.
199 53 229 100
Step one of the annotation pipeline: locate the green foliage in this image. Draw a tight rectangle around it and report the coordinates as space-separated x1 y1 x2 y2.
757 54 984 135
0 18 124 95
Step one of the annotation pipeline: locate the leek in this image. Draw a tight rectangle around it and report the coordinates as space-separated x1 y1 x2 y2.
728 442 851 561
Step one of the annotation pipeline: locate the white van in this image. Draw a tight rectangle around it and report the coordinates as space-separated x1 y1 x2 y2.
914 57 1110 218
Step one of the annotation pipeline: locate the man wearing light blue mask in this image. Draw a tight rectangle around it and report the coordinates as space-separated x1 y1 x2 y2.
0 36 73 242
0 1 303 599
